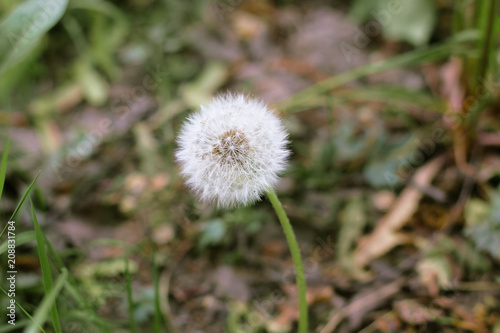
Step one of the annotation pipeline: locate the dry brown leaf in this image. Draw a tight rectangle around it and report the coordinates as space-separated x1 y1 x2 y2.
230 11 267 40
307 285 334 304
394 299 443 324
272 284 333 330
354 155 446 267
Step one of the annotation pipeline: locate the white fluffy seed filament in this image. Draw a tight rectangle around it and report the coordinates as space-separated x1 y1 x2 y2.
212 129 250 165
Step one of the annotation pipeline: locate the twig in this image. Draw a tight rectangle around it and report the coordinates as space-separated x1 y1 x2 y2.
319 278 407 333
445 140 482 230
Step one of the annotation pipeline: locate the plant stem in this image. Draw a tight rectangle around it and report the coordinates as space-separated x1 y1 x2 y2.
266 188 308 333
125 257 136 333
477 0 495 86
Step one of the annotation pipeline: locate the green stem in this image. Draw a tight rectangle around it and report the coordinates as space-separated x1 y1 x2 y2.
266 188 308 333
476 0 495 87
125 257 136 333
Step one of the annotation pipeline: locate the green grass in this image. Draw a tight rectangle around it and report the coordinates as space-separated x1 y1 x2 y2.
278 31 478 113
30 198 63 333
0 150 111 332
25 268 67 333
0 140 9 203
0 286 46 333
152 244 165 333
0 144 50 332
125 255 137 333
0 170 41 239
0 231 36 255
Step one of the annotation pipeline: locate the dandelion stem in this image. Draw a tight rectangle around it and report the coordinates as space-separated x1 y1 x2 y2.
266 188 308 333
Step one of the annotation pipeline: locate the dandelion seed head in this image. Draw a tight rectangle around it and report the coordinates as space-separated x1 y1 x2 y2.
176 93 290 208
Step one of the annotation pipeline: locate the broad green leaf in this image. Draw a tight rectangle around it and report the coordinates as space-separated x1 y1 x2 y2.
464 189 500 259
363 131 426 188
381 0 437 46
350 0 437 46
334 120 378 163
198 219 227 250
0 0 69 75
74 57 109 106
181 62 228 108
464 198 491 227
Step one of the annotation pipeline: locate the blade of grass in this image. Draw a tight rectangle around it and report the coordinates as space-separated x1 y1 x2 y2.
125 257 136 333
59 310 113 330
62 281 87 312
43 235 66 271
0 170 41 240
0 140 10 202
45 237 122 333
152 245 165 333
45 233 110 330
308 86 447 113
45 242 86 306
30 199 62 333
452 0 467 33
0 231 36 255
0 0 69 75
0 286 46 333
89 238 140 249
47 235 135 332
475 0 496 85
0 319 30 332
278 31 478 113
25 268 68 333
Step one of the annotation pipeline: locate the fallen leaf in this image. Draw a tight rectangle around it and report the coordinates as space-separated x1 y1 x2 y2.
394 299 443 324
354 155 447 267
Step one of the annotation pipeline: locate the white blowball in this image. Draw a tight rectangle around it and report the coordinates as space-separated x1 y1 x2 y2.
176 93 290 208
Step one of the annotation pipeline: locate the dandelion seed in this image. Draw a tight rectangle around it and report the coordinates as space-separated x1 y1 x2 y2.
176 93 290 208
